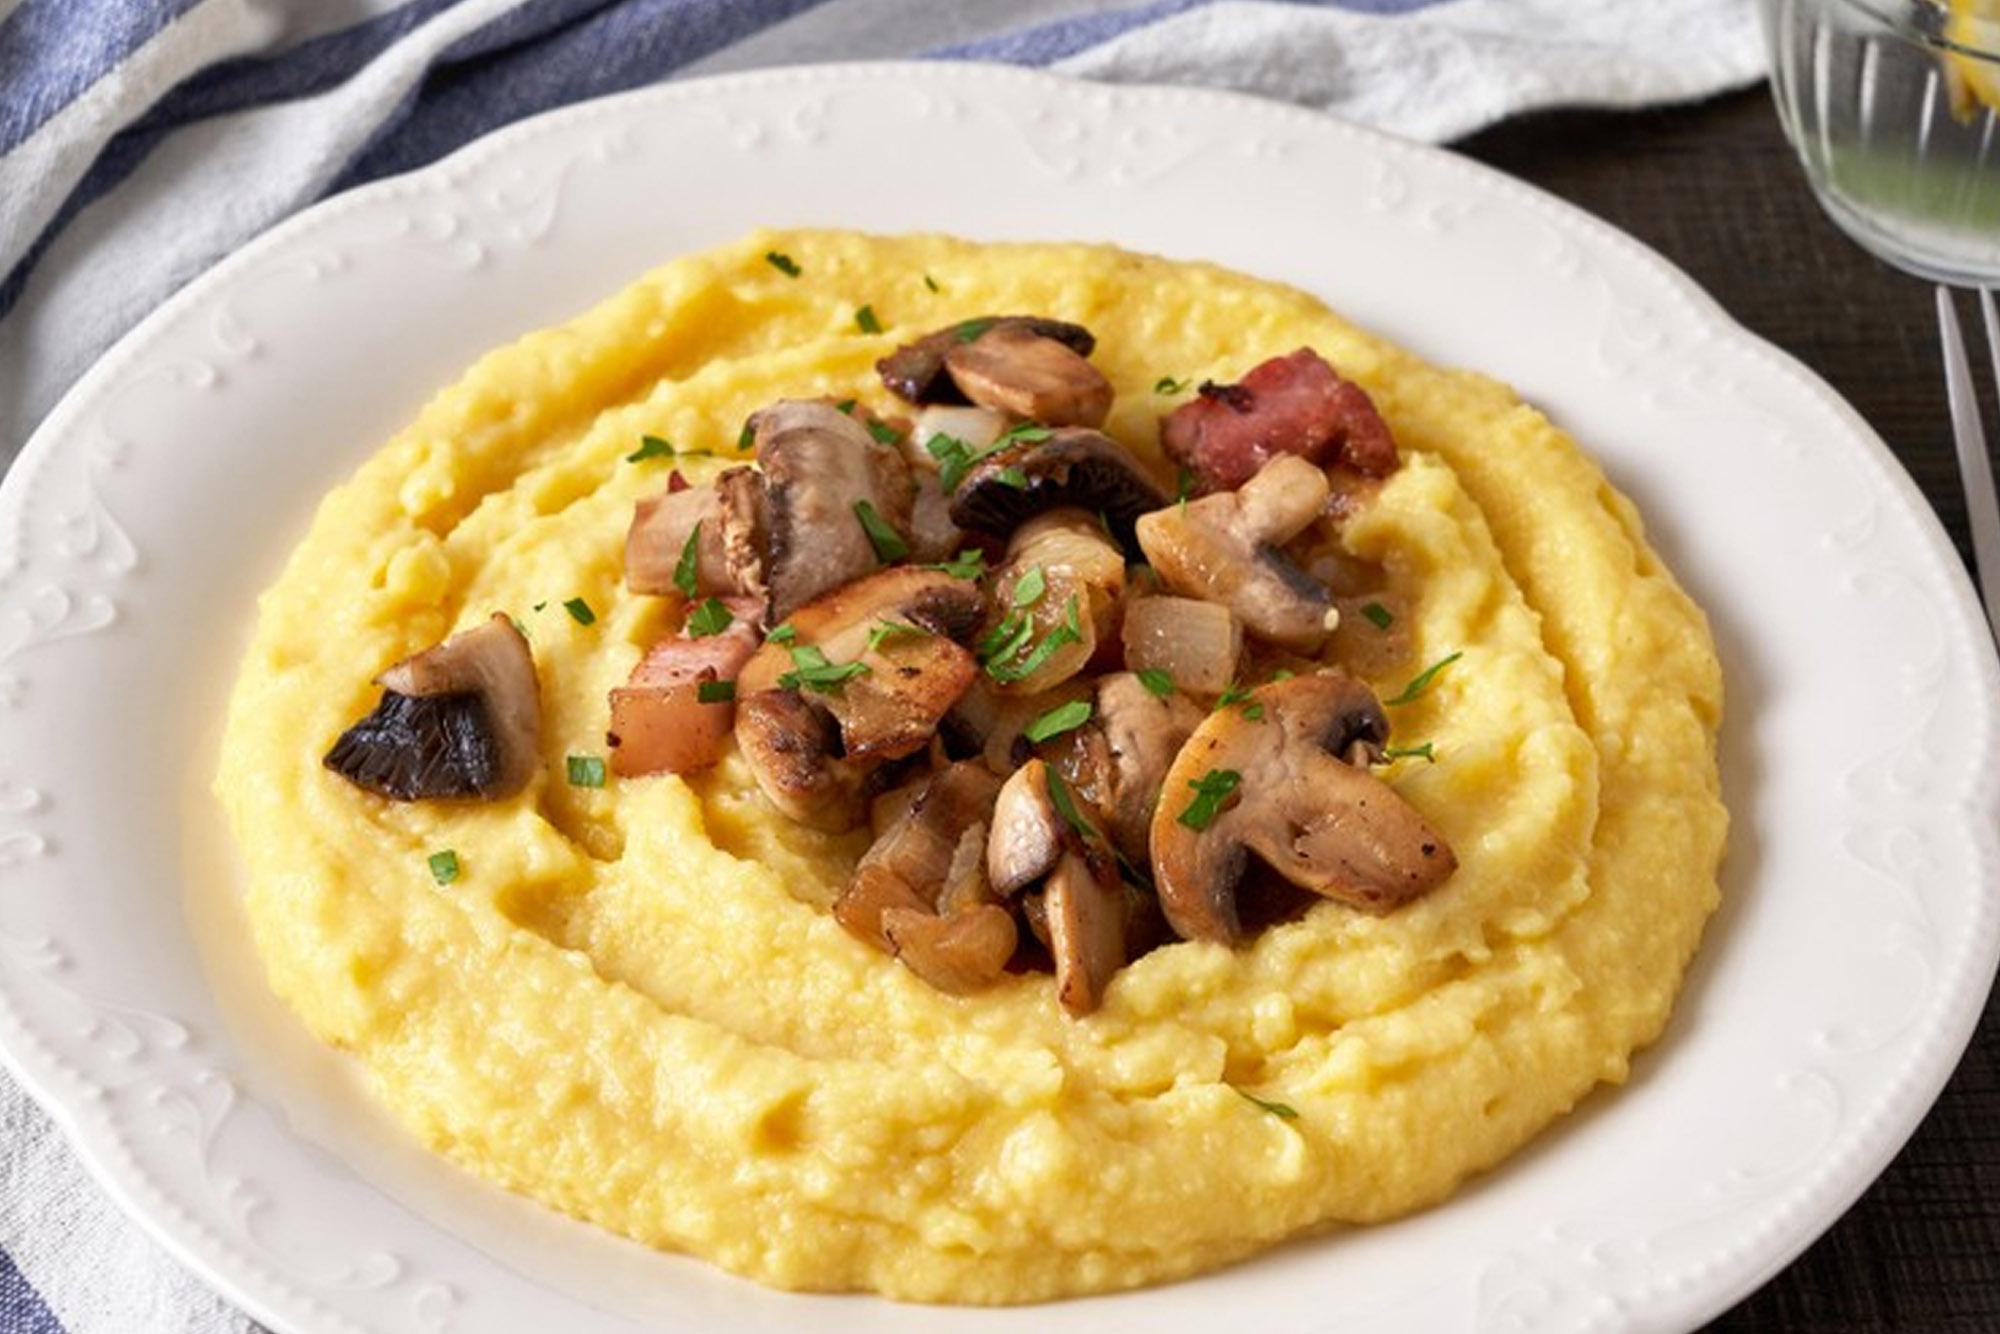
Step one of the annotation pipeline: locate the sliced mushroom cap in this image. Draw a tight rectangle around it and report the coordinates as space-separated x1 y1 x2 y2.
752 399 915 623
326 614 540 801
877 316 1097 406
948 427 1168 550
1045 846 1127 1017
987 758 1067 896
1150 671 1454 944
732 686 868 831
941 323 1113 428
1092 671 1206 871
1135 453 1336 653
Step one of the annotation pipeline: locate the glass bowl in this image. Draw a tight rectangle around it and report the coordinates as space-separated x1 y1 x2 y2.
1763 0 2000 283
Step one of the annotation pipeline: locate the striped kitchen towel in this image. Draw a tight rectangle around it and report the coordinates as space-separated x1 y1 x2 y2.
0 2 1762 1331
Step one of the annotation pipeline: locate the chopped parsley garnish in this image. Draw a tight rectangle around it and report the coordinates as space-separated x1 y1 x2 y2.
1155 375 1192 395
1177 768 1242 832
994 465 1030 490
1216 681 1252 708
1361 600 1395 630
853 498 910 564
563 597 597 627
834 397 858 415
1042 766 1098 843
1175 466 1195 510
685 597 734 638
627 434 677 463
977 611 1035 665
855 304 883 334
566 754 608 788
1381 742 1437 763
864 418 901 446
765 250 801 277
929 548 986 580
1023 699 1093 744
953 317 995 343
766 623 797 645
865 619 929 655
1233 1087 1300 1120
696 679 736 704
737 419 756 452
986 596 1083 685
1385 650 1463 706
923 273 942 294
1011 565 1048 608
673 521 702 598
427 849 461 886
1135 667 1176 697
994 422 1054 447
778 644 871 694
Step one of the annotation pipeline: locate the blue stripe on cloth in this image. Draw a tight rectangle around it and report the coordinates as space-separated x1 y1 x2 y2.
930 0 1453 64
0 0 208 155
0 0 834 320
0 1243 64 1334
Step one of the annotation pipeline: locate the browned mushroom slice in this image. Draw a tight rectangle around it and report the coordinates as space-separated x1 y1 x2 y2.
625 467 768 599
1092 672 1205 871
1045 846 1127 1017
942 323 1113 428
1135 453 1336 653
877 316 1097 406
987 758 1067 896
835 762 1014 993
735 568 987 830
947 427 1168 551
325 614 541 801
750 399 915 623
1150 671 1454 945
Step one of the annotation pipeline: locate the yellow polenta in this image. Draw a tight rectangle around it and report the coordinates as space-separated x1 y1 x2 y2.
216 230 1725 1303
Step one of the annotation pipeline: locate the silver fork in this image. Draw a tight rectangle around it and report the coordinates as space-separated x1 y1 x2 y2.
1937 286 2000 643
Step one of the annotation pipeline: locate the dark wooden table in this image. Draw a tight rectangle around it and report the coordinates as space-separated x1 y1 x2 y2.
1460 86 2000 1333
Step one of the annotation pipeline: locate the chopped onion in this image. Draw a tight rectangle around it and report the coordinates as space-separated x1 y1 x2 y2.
1120 597 1242 697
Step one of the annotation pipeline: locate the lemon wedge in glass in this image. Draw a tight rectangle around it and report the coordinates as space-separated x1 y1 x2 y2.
1942 0 2000 118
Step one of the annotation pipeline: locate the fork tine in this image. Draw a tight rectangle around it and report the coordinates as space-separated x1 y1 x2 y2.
1937 285 2000 641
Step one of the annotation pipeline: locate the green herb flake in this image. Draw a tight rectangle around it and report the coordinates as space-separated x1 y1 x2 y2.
696 679 736 704
737 420 757 452
685 597 734 638
994 465 1030 490
1135 667 1176 698
1042 766 1096 842
1381 742 1437 763
563 596 598 627
987 596 1082 685
1233 1087 1300 1120
1175 465 1195 512
627 434 677 463
566 754 608 789
865 619 929 655
923 273 942 294
1385 650 1463 707
778 644 871 694
1361 601 1395 631
855 304 883 335
865 418 902 446
929 548 987 580
1155 375 1192 395
977 612 1033 665
1177 768 1243 832
953 317 996 343
673 521 702 598
766 623 798 645
834 397 859 415
427 849 461 886
1216 681 1252 708
1024 699 1093 745
994 422 1054 447
1240 703 1266 722
765 250 801 277
853 499 910 564
1011 565 1048 609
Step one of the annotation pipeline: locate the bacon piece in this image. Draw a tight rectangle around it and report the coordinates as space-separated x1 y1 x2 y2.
607 598 762 778
1159 348 1398 493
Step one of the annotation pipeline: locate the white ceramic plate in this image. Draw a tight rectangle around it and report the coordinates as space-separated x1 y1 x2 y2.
1 62 1996 1334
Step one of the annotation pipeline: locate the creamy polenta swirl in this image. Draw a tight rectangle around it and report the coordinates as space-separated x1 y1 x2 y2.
216 230 1725 1303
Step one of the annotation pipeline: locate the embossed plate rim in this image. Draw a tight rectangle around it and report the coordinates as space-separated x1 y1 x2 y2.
1 60 1997 1334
